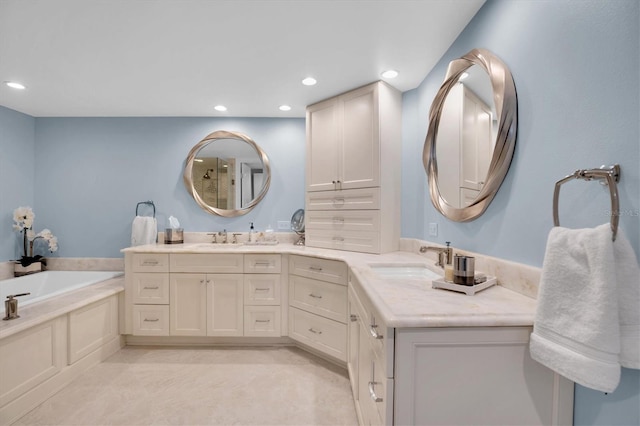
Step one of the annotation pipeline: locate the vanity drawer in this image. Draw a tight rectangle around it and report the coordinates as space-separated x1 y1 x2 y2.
306 187 380 211
244 274 281 305
170 253 243 273
289 275 347 323
351 274 394 375
289 255 347 285
244 254 281 274
305 210 380 232
132 273 169 304
306 230 380 254
244 306 281 337
132 253 169 273
132 305 170 336
289 307 347 362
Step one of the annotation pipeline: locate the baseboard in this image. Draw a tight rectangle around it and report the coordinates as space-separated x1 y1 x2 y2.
125 335 295 347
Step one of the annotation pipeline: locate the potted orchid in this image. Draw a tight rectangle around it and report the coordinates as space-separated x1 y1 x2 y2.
13 206 58 276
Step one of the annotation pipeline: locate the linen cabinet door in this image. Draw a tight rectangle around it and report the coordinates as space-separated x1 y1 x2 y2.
306 97 340 192
169 273 207 336
340 83 380 190
207 274 244 336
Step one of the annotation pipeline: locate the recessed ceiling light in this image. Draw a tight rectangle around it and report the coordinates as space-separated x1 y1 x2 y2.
302 77 317 86
381 70 398 79
5 81 26 90
279 105 292 111
214 105 227 112
459 72 470 81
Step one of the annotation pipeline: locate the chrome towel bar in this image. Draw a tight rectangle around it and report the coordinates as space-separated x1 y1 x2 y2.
553 164 620 241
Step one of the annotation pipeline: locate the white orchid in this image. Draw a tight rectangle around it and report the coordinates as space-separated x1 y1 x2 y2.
13 206 35 230
12 206 58 266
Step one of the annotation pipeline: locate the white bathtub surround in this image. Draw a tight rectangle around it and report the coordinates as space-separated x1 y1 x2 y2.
400 238 541 299
0 276 124 424
0 275 123 339
0 271 123 317
13 346 357 426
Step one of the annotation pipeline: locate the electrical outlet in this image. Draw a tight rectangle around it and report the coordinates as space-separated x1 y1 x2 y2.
428 223 438 237
277 221 290 230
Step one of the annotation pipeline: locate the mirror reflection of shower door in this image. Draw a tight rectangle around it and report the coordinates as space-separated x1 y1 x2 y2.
241 163 252 208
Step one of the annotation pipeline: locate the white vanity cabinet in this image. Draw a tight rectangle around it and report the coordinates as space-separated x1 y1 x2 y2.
125 252 282 338
130 253 170 335
349 273 394 426
170 254 244 336
347 274 574 426
243 254 282 337
288 255 349 362
305 81 401 254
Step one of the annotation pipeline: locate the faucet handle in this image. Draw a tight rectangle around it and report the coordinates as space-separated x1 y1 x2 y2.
232 233 242 244
207 233 218 243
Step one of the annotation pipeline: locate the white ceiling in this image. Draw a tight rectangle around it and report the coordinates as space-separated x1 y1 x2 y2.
0 0 485 118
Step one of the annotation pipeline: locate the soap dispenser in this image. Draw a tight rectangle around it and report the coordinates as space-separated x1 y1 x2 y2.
249 222 255 243
444 242 454 282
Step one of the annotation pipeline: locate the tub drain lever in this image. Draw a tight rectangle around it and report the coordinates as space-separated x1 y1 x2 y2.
3 293 30 321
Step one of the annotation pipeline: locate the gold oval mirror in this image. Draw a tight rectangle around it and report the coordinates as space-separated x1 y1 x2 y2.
423 48 517 222
184 130 271 217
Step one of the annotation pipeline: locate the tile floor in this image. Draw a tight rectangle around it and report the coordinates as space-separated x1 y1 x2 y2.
14 346 358 425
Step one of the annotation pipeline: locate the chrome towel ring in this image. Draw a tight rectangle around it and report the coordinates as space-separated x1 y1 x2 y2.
553 165 620 241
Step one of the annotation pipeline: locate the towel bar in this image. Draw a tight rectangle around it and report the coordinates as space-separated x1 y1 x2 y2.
135 200 156 218
553 164 620 241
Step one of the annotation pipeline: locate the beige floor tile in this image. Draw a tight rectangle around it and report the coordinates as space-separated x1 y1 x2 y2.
14 346 358 426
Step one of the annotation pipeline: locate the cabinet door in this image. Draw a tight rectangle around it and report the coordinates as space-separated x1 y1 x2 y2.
170 274 207 336
394 327 574 426
347 287 361 400
306 97 340 192
207 274 244 336
340 83 380 190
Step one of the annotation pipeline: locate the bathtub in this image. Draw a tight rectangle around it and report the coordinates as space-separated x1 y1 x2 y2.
0 270 123 315
0 270 124 423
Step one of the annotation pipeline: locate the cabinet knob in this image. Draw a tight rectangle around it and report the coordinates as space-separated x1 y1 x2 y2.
350 314 358 322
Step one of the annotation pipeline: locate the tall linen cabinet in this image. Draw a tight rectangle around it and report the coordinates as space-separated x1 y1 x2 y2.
305 81 402 254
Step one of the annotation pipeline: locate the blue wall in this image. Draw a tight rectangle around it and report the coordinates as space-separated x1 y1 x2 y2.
0 106 35 261
0 116 305 259
401 1 639 424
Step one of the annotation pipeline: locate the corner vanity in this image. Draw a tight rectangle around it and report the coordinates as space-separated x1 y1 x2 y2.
121 243 574 426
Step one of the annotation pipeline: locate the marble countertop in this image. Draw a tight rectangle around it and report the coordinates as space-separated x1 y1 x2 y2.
124 242 538 328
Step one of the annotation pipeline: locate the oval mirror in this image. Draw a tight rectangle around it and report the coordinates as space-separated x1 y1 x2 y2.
423 48 517 222
184 130 271 217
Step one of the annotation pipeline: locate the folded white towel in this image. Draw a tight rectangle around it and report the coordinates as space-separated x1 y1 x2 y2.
131 216 157 246
530 223 640 392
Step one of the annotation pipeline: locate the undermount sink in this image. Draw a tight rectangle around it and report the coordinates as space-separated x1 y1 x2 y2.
369 263 442 280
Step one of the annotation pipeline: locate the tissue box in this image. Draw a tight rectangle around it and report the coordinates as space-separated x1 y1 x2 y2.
164 228 184 244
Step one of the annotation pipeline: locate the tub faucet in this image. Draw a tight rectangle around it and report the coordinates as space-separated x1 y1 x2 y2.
3 293 30 321
419 242 452 268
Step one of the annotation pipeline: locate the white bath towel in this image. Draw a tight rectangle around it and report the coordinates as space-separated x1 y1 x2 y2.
530 223 640 393
131 216 157 246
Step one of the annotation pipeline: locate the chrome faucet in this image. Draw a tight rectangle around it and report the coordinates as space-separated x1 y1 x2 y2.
419 241 452 268
3 293 30 320
219 229 228 244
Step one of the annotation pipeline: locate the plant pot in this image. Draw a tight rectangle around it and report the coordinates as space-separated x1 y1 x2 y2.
14 261 43 277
